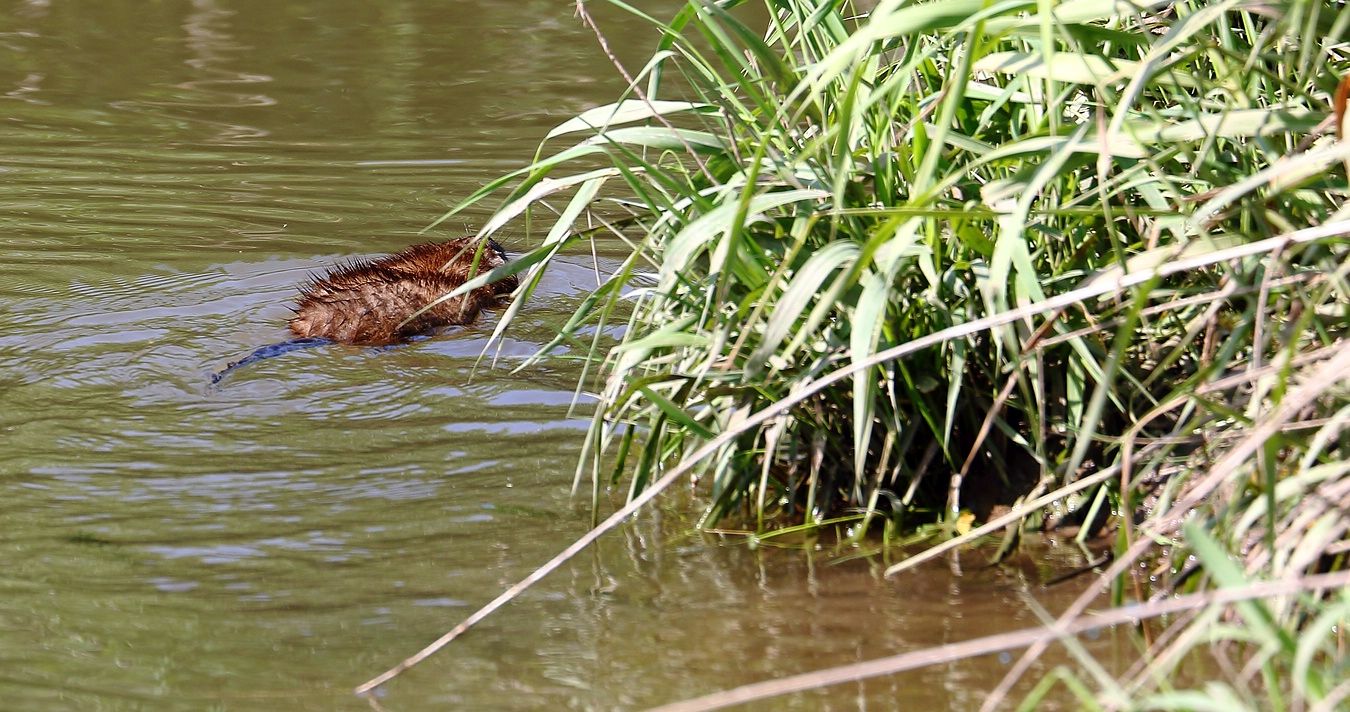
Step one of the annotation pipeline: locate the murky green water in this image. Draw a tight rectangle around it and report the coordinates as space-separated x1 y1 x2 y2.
1 1 1117 709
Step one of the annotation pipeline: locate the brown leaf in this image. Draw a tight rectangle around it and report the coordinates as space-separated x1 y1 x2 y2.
1336 73 1350 140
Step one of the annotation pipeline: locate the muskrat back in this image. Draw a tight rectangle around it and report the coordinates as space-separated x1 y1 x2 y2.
288 236 517 345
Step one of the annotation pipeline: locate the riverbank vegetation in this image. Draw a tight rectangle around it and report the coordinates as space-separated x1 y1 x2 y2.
404 0 1349 707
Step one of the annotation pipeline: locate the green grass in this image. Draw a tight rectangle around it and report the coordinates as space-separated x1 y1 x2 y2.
393 0 1350 707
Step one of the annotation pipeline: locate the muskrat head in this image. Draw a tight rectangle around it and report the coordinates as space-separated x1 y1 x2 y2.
485 238 509 263
483 238 518 295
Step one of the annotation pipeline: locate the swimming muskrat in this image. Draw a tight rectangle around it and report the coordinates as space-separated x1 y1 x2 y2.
289 236 517 344
213 236 517 383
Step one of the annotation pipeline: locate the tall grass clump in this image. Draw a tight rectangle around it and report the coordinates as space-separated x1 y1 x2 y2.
358 0 1350 704
448 0 1347 536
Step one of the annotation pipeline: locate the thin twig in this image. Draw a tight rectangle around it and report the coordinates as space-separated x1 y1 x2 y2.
1037 272 1318 349
573 0 716 184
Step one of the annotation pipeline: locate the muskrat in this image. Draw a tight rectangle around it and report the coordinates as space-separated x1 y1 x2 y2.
289 236 517 344
213 236 517 383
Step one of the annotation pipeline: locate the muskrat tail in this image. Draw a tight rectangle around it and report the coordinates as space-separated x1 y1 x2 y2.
211 337 333 385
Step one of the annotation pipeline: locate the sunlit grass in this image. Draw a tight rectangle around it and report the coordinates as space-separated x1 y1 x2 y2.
447 0 1346 528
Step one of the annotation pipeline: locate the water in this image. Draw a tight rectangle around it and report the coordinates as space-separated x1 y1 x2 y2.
0 1 1116 709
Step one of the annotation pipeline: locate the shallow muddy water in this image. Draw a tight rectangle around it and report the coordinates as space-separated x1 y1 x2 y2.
1 1 1119 709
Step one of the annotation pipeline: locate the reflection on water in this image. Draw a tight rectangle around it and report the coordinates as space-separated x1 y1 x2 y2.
0 0 1114 709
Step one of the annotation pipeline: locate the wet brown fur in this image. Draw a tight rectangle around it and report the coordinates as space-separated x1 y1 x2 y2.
288 237 518 345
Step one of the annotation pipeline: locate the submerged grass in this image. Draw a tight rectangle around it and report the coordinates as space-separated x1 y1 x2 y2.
367 0 1350 706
